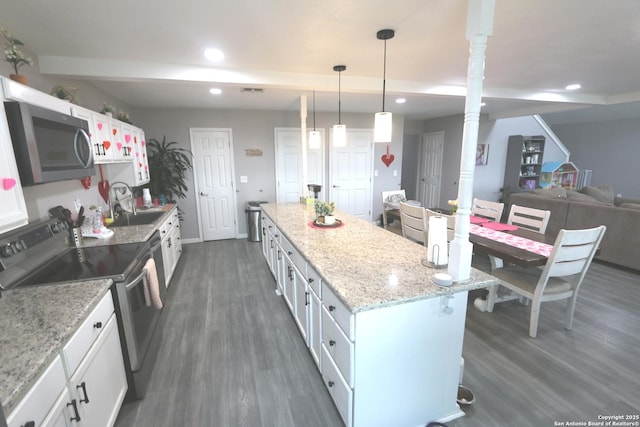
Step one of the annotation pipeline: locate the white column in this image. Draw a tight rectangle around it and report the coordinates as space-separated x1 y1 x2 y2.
448 0 495 282
300 95 309 198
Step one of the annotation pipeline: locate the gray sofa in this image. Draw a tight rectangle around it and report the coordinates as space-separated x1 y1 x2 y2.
507 186 640 271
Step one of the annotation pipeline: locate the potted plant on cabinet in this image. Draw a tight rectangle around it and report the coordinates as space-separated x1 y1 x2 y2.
147 136 193 203
2 28 33 85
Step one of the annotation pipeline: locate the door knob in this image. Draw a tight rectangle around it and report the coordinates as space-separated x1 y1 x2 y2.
200 192 208 196
332 185 340 188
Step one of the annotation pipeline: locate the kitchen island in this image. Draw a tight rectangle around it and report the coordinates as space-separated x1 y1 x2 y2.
261 203 497 426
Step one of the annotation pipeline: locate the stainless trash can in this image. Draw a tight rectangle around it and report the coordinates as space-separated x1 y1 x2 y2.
246 201 267 242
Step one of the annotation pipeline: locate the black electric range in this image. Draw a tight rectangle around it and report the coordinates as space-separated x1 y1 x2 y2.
0 218 146 290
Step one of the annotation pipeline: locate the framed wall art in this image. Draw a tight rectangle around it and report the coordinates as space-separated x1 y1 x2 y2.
476 143 489 166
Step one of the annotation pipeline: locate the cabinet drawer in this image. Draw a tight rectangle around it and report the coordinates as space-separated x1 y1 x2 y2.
280 235 306 276
321 284 354 340
322 306 354 387
62 292 115 376
306 266 322 296
321 345 352 427
7 356 66 427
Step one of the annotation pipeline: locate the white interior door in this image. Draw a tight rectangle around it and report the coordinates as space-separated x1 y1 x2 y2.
275 128 325 202
190 128 237 241
417 131 444 209
329 129 373 220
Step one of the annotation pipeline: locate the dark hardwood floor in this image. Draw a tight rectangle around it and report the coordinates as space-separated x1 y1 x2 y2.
115 239 640 427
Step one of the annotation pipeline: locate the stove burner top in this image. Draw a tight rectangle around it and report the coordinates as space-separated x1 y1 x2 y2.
0 217 148 290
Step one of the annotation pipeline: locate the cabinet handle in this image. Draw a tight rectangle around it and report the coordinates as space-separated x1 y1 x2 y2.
329 305 336 312
329 339 336 346
93 321 102 329
305 292 309 306
22 422 35 427
328 381 334 388
77 381 90 403
308 278 314 283
67 399 81 422
277 250 282 260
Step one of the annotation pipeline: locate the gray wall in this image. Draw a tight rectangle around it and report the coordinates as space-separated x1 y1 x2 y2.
549 117 640 198
132 108 404 239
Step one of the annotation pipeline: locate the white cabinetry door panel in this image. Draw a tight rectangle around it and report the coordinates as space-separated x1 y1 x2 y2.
293 266 309 345
308 286 322 369
321 345 352 427
321 306 354 387
69 314 127 427
6 356 67 427
41 388 73 427
0 101 28 234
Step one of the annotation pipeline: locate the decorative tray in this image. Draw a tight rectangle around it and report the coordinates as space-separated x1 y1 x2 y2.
313 219 343 228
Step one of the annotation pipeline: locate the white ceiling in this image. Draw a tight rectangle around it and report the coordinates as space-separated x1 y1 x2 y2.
3 0 640 123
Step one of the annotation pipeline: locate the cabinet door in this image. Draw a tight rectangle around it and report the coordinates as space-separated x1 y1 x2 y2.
92 113 116 162
109 119 127 161
132 128 149 184
293 266 309 345
161 234 174 287
119 122 136 163
0 103 28 234
69 315 127 427
309 286 322 368
41 388 73 427
283 256 295 312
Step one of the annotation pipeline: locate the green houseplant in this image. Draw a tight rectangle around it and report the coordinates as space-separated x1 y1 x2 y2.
147 136 193 202
2 28 33 84
314 200 336 224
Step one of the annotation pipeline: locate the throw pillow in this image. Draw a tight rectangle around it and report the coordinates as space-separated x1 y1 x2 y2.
581 185 614 205
620 203 640 210
530 188 567 199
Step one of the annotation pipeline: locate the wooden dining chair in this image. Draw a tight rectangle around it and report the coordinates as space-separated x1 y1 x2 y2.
381 190 406 228
471 198 504 222
507 204 551 234
399 202 427 245
487 225 606 337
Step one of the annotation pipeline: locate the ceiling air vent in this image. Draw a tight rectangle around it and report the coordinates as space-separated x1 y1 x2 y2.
241 88 264 93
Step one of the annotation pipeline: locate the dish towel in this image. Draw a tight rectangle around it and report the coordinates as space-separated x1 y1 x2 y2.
142 258 163 309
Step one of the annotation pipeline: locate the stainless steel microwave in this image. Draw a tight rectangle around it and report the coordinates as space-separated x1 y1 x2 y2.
4 101 95 185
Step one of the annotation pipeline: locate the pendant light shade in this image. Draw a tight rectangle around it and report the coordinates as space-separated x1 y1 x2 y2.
309 90 321 149
332 65 347 147
374 29 395 143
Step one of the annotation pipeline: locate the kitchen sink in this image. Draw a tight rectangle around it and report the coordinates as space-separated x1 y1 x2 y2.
108 211 165 227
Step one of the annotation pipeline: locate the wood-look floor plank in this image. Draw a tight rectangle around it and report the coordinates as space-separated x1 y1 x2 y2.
115 240 640 427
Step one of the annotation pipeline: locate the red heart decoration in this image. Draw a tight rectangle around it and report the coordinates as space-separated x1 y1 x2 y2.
80 176 91 189
103 141 111 150
112 128 117 136
381 153 395 167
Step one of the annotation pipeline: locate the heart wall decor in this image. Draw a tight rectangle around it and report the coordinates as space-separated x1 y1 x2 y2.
381 144 395 167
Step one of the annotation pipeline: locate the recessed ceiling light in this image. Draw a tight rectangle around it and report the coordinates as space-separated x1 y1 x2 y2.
395 98 406 104
204 48 224 62
565 83 581 90
209 88 222 95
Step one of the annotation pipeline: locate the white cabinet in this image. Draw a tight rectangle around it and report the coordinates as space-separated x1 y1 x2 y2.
2 77 72 114
160 207 182 286
71 106 116 163
6 356 71 427
0 100 28 234
61 291 127 427
67 315 126 427
132 128 149 184
6 292 127 427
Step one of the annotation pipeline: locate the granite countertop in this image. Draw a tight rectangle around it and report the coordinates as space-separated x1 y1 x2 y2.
80 204 176 247
0 279 112 416
262 203 497 313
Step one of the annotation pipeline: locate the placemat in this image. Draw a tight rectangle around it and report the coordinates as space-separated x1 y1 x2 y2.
470 224 553 257
470 215 490 224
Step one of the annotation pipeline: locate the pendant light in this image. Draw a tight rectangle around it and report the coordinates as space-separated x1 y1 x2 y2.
332 65 347 147
309 90 321 149
374 29 395 143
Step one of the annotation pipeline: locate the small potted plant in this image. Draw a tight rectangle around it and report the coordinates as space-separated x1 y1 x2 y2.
2 28 33 85
314 201 336 224
100 103 117 117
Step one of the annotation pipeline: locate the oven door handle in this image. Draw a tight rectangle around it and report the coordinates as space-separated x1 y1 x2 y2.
125 268 148 291
150 241 162 252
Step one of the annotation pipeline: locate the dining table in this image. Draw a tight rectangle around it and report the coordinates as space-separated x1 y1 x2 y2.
467 216 556 311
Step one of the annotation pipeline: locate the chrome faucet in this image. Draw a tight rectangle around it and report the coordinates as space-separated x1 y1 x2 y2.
109 181 137 217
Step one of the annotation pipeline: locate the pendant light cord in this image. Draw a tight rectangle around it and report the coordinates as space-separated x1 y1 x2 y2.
382 39 387 113
312 90 317 130
338 70 342 125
